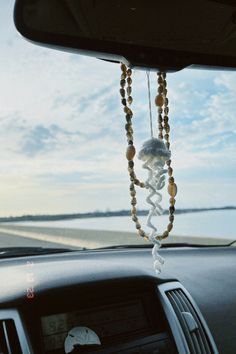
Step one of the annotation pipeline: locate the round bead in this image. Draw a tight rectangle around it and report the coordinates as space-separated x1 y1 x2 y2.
132 216 138 222
158 108 163 114
166 160 171 166
131 206 137 214
164 98 169 106
169 215 174 222
127 77 132 85
130 183 134 191
170 197 176 205
167 223 173 232
168 183 177 197
127 68 132 76
169 177 175 184
169 206 175 214
136 222 141 229
121 73 126 80
131 197 137 205
140 182 145 188
158 76 163 84
126 145 136 160
158 86 164 94
155 94 164 107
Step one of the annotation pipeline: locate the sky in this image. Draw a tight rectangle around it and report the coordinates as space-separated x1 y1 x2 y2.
0 1 236 217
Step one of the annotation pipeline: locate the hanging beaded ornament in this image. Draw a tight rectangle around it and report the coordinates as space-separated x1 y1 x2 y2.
119 65 177 274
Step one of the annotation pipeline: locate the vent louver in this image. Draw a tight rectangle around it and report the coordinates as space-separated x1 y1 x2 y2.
0 319 22 354
167 289 212 354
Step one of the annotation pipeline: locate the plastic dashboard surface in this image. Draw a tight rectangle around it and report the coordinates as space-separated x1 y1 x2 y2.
0 246 236 353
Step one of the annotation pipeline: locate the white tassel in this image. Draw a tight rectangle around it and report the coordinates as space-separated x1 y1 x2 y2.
138 138 171 274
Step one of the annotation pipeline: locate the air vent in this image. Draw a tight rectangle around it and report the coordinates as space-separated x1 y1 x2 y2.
0 310 32 354
167 289 211 354
158 282 218 354
0 319 22 354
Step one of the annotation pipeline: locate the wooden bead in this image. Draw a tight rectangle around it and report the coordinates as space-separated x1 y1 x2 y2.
155 94 164 107
167 223 173 232
168 183 177 197
126 145 136 160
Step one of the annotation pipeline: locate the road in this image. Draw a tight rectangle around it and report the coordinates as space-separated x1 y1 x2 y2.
0 231 70 249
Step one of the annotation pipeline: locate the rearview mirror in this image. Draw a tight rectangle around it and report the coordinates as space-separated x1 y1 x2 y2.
14 0 236 71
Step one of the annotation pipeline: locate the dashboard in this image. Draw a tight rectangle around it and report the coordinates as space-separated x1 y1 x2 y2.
0 246 236 353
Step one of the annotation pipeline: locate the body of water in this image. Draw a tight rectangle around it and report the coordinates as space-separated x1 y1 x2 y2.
11 210 236 240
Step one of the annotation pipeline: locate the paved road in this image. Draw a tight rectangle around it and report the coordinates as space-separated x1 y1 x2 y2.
0 231 71 249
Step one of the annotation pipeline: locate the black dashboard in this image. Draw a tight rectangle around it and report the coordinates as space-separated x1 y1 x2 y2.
1 246 236 354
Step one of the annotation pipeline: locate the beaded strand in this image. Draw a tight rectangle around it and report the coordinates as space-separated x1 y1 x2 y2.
155 73 177 239
120 64 177 241
119 64 148 240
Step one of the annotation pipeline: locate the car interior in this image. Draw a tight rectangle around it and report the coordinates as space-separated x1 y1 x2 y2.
1 0 236 353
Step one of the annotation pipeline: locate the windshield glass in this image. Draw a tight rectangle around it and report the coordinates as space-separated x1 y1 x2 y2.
1 1 236 250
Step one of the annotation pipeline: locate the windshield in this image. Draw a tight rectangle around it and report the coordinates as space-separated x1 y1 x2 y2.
0 0 236 250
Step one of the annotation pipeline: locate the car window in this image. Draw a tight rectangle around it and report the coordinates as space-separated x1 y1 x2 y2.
0 0 236 249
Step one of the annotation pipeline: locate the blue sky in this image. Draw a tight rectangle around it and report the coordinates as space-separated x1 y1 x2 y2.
0 0 236 217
